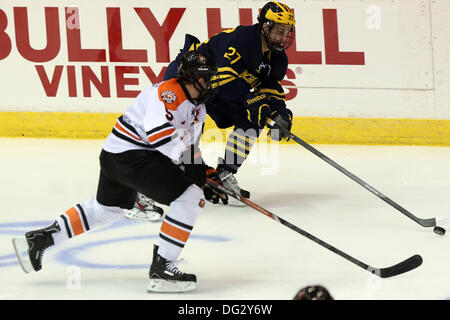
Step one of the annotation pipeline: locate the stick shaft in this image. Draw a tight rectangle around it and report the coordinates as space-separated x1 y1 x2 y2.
207 179 421 277
267 119 436 228
208 179 370 271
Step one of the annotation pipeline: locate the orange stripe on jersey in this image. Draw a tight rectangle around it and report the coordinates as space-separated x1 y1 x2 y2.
65 207 84 236
158 78 188 111
147 128 175 143
114 122 142 141
160 221 191 243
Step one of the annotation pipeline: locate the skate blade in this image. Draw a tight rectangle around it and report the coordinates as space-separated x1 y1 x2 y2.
11 237 34 273
147 279 196 293
125 209 162 223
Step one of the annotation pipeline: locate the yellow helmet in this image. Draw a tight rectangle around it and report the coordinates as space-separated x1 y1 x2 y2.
258 2 296 51
258 1 296 27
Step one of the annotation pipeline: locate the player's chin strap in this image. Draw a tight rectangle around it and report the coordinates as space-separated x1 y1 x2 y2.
193 79 215 104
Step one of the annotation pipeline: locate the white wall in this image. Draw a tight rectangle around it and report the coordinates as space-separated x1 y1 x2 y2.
0 0 448 119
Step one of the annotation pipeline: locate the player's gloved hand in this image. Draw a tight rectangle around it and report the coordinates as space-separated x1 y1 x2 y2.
181 144 208 188
184 163 208 188
203 167 228 205
250 63 272 79
268 108 293 141
244 91 271 129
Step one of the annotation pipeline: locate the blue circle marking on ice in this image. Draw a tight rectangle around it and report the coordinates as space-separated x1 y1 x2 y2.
0 219 146 268
0 220 53 235
0 221 54 268
0 219 135 236
54 234 231 269
0 253 19 267
1 219 232 270
0 221 53 228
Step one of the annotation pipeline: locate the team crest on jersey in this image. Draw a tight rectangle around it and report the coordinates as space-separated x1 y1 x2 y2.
161 90 176 103
256 62 271 76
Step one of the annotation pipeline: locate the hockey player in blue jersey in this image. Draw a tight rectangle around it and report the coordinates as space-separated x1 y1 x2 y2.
129 1 295 213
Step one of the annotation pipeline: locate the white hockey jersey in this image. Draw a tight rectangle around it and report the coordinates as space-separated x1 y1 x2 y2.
103 78 206 162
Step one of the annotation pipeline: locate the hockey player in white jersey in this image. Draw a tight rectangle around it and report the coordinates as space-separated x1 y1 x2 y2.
12 51 228 293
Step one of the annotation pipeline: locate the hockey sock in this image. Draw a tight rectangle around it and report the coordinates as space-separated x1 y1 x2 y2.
157 185 204 261
221 129 256 173
52 197 123 245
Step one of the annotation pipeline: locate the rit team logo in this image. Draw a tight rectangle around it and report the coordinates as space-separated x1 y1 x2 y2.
191 107 200 122
256 62 271 77
161 90 176 103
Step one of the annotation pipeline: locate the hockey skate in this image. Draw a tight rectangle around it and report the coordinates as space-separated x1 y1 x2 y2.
217 167 250 207
125 193 164 222
147 245 196 293
12 221 60 273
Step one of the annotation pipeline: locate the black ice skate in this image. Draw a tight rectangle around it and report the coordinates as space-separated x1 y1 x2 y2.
147 245 196 293
12 221 60 273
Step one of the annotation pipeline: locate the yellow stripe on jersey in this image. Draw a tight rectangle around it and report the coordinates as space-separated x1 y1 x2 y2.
188 43 202 51
211 67 239 88
211 76 236 88
211 74 236 82
259 88 286 100
259 88 285 97
266 94 285 101
222 28 237 33
217 67 240 77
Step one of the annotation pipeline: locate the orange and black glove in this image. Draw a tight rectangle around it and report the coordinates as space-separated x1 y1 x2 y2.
203 167 228 205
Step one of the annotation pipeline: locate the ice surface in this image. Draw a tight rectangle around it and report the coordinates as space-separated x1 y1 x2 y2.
1 138 449 300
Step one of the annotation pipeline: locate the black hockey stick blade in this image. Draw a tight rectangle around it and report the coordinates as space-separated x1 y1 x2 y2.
206 178 423 278
369 255 423 278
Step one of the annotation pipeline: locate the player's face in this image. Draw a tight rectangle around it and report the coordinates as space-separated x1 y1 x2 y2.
192 77 215 104
197 78 211 91
265 22 294 50
192 77 211 96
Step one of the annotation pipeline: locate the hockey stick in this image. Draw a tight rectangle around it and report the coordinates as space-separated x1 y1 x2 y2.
267 118 450 228
206 178 422 278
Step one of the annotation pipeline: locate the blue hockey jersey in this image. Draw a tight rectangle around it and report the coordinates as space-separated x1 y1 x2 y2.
192 24 288 128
